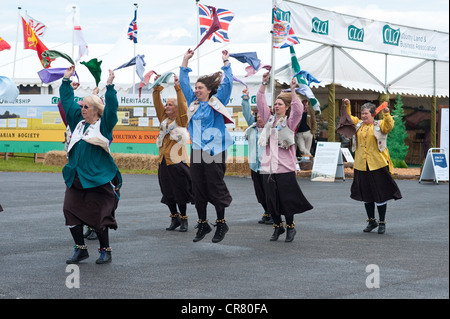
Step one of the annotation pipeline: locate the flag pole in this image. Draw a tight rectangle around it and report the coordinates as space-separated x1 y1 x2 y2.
270 0 275 108
133 3 138 94
196 0 200 76
12 7 22 79
72 6 76 63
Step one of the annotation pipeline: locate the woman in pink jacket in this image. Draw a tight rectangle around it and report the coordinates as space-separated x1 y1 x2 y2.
256 72 313 242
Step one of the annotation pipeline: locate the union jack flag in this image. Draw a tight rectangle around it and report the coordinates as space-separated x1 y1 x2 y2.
198 3 234 43
272 6 300 49
127 8 138 43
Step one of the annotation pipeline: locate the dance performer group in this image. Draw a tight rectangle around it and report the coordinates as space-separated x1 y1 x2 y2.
60 50 401 264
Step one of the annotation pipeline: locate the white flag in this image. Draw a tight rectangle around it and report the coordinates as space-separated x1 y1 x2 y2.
73 11 89 62
25 12 47 37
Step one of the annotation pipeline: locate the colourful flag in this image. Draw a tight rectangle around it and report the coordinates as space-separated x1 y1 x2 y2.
198 4 234 43
272 6 300 49
24 12 47 37
127 8 138 43
22 17 53 68
37 68 80 84
41 50 75 68
114 54 146 83
81 58 102 86
290 46 321 114
229 52 261 72
0 36 11 52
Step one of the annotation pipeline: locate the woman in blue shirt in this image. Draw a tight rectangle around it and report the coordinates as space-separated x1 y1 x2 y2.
241 87 271 225
61 66 122 264
179 49 234 243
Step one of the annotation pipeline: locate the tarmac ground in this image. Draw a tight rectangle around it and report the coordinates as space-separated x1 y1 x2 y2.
0 172 448 306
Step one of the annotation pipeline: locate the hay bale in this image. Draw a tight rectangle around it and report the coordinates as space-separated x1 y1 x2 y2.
43 151 68 166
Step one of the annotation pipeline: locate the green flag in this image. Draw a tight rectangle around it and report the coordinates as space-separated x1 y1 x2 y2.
41 50 75 68
290 46 321 114
81 58 102 86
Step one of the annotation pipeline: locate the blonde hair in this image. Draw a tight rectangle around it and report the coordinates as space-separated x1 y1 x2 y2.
83 95 105 116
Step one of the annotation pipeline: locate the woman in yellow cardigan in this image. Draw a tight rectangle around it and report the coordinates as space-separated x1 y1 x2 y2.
345 99 402 234
153 74 193 232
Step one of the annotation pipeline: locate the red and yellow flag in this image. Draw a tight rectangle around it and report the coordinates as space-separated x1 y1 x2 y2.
0 36 11 52
22 17 52 68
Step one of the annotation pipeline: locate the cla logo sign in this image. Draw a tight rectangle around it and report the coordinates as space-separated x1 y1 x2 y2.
348 25 364 42
383 24 400 46
311 17 328 35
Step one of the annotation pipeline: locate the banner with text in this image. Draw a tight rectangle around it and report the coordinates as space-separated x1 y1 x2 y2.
276 1 449 61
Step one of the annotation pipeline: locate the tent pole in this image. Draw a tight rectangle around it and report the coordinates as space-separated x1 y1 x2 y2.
327 45 335 142
270 0 275 108
431 60 437 148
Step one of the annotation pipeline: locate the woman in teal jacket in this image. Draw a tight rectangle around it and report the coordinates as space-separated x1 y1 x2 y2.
61 66 122 265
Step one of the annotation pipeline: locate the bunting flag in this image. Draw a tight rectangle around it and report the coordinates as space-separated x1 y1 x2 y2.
24 12 47 37
229 52 261 72
0 36 11 52
374 101 388 115
37 67 80 84
0 76 20 103
114 54 146 83
80 58 102 86
272 5 300 49
138 70 157 98
292 70 320 86
21 17 53 68
127 7 138 43
198 4 234 43
73 11 89 62
245 64 271 77
41 50 75 68
290 46 321 114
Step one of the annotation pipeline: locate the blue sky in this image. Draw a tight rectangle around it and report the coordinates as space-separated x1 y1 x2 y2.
1 0 448 47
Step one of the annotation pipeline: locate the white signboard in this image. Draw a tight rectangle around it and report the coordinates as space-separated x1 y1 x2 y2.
276 1 449 61
419 148 449 183
311 142 344 182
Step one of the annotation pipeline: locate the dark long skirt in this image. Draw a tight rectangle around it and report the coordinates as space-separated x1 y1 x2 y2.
351 166 402 203
190 149 232 209
251 169 267 208
63 174 120 233
158 157 194 206
262 172 313 217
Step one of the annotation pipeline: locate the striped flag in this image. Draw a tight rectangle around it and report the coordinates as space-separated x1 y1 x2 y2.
198 4 234 43
290 46 321 114
25 12 47 37
127 8 138 43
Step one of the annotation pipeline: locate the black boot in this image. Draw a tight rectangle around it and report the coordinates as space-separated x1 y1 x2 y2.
66 245 89 264
378 221 386 234
179 215 188 232
166 213 181 231
193 220 212 242
285 223 296 242
212 219 229 243
270 223 285 241
258 213 269 224
95 247 112 264
363 218 378 232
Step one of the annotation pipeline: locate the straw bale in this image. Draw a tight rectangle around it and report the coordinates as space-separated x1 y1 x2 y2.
43 151 68 166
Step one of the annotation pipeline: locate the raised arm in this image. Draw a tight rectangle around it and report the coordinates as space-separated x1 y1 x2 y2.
256 72 271 123
179 49 196 105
